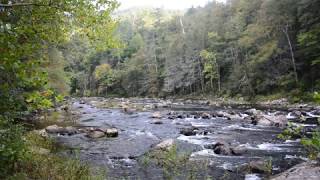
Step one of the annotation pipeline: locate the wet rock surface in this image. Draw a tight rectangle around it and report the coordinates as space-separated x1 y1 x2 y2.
44 97 320 179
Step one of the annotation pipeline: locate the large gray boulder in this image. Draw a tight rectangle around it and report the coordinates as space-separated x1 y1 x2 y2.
271 161 320 180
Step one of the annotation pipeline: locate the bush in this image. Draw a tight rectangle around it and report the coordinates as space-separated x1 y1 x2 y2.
301 132 320 160
0 117 26 178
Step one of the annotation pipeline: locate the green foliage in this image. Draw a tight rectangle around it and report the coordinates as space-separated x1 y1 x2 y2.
301 132 320 159
278 122 303 140
0 0 119 177
313 92 320 104
0 117 26 178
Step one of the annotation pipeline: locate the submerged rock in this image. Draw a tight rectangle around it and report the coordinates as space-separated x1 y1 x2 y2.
271 161 320 180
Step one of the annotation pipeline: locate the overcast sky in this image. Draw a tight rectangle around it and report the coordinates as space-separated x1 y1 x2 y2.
117 0 225 10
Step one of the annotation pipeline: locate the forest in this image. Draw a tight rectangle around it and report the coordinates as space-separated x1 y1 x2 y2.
65 0 320 100
1 0 320 179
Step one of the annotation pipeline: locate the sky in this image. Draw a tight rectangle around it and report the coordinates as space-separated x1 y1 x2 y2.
117 0 226 10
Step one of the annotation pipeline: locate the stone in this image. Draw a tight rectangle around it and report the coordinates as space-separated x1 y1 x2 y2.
205 142 233 156
249 160 271 174
244 108 261 116
201 112 211 119
155 139 174 151
87 131 105 139
180 128 197 136
64 126 78 135
252 115 287 127
151 112 162 119
106 128 118 137
33 129 48 138
292 110 302 118
271 161 320 180
45 125 63 134
213 143 232 155
231 145 247 156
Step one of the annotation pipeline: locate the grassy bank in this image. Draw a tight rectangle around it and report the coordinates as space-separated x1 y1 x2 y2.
1 126 104 180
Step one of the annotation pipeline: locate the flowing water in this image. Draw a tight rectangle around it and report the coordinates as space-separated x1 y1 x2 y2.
48 98 316 180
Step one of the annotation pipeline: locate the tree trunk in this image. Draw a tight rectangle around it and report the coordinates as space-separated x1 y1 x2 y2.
282 23 298 84
217 64 221 93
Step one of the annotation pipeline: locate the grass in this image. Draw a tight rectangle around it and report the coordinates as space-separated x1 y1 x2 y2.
141 144 211 180
6 131 105 180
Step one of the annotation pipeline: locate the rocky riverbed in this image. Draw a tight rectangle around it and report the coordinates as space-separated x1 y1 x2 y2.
36 97 320 179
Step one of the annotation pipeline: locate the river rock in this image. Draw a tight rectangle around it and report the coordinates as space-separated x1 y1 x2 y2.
87 131 105 139
45 125 64 134
231 145 247 155
252 115 287 127
201 112 211 119
248 160 271 174
33 129 49 138
64 126 78 135
151 112 162 119
271 161 320 180
213 143 233 155
106 128 118 137
180 128 197 136
205 142 233 155
155 139 174 151
244 108 262 116
311 109 320 116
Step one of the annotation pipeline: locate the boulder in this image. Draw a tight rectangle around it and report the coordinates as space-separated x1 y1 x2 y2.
64 126 78 135
252 115 287 127
180 128 197 136
155 139 174 151
231 145 247 156
45 125 64 134
201 112 211 119
106 128 118 137
271 161 320 180
248 160 271 174
205 142 233 155
213 143 233 155
87 131 105 139
151 112 162 119
244 108 261 116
